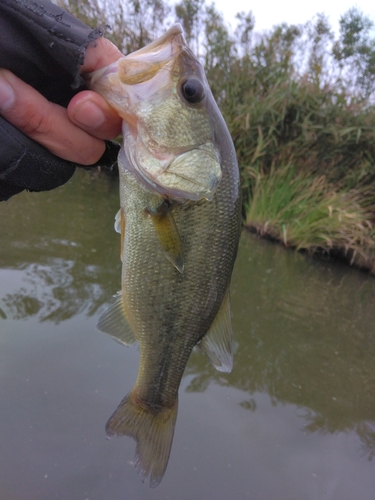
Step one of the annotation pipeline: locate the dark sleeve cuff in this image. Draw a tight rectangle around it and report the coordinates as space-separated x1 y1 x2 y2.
0 117 76 201
0 117 120 202
0 0 104 105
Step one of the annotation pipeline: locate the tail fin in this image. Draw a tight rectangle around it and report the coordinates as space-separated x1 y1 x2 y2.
106 393 178 488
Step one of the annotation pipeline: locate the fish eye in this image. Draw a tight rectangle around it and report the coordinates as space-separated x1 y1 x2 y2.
180 78 205 104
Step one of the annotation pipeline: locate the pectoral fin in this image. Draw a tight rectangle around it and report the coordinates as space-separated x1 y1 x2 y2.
114 209 122 234
114 209 126 261
97 292 137 346
199 291 233 373
148 205 184 274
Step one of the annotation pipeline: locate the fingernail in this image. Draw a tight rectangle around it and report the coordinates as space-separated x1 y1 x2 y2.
0 76 15 111
74 99 105 129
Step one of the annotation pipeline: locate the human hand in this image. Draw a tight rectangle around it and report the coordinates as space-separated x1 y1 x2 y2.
0 38 123 165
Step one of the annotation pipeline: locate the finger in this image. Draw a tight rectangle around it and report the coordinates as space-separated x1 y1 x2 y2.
0 69 105 165
67 90 122 140
82 37 123 73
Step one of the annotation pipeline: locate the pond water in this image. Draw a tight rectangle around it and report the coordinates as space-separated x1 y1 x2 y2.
1 169 374 500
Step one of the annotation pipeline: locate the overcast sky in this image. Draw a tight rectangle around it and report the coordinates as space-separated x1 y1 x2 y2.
212 0 375 35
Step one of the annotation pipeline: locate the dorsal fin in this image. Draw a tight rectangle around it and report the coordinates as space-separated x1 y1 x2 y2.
97 292 137 346
199 291 233 373
147 204 184 274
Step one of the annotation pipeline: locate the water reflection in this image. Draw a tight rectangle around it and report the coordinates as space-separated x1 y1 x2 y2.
187 233 375 460
0 169 121 322
1 170 374 480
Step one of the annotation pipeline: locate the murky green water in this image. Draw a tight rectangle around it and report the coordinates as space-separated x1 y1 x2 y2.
1 169 374 500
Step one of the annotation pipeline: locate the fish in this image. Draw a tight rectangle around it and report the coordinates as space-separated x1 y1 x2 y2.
88 23 242 487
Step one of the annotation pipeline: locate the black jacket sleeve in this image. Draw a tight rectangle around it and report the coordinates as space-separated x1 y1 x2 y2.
0 0 119 201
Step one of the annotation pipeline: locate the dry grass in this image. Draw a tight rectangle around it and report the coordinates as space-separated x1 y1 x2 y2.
245 165 375 272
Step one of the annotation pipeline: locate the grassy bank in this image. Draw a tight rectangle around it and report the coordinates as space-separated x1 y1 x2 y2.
225 77 375 272
212 58 375 273
244 165 375 272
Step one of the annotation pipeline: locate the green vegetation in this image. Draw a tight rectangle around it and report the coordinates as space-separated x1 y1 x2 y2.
59 0 375 272
246 165 375 270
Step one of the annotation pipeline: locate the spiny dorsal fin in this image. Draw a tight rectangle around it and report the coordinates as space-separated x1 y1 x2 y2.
199 291 233 373
147 205 184 274
97 292 137 346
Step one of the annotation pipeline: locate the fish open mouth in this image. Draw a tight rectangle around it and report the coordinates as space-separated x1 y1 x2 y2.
88 24 186 108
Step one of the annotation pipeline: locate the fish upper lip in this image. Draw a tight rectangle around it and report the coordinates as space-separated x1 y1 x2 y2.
87 24 187 95
116 23 186 83
126 24 185 60
117 25 186 85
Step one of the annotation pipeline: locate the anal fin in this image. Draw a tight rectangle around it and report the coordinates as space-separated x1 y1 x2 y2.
97 292 136 346
199 290 233 373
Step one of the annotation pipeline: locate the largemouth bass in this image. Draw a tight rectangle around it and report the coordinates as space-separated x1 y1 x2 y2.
89 24 241 487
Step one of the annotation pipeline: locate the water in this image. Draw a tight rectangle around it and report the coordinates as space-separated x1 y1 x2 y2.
1 169 374 500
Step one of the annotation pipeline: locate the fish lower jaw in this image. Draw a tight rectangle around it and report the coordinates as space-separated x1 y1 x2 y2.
134 166 215 201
